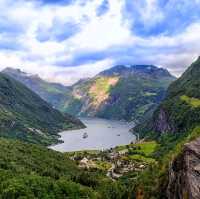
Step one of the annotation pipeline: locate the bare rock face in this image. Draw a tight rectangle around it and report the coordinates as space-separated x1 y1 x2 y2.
167 137 200 199
153 108 174 134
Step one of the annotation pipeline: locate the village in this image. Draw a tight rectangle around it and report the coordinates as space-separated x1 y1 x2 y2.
67 141 157 180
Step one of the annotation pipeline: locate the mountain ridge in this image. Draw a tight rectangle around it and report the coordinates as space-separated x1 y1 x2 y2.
98 64 173 78
129 56 200 198
2 65 176 122
2 67 71 110
134 57 200 138
64 64 176 121
0 72 84 145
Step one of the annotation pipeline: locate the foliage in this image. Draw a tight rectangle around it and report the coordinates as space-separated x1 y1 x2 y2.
0 73 84 146
94 161 112 171
97 75 174 121
116 141 157 155
62 65 175 122
0 138 127 199
129 154 156 164
128 58 200 198
180 95 200 108
134 57 200 139
2 67 71 110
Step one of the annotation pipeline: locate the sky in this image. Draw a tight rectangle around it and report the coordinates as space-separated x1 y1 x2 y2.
0 0 199 85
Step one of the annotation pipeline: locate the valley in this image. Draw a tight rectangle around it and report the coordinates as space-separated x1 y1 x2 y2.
3 64 175 122
0 0 199 197
0 73 84 145
67 141 158 181
50 117 135 152
0 57 200 198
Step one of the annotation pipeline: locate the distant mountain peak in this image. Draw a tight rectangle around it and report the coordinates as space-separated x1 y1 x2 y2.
98 64 174 79
3 67 40 79
3 67 23 74
98 65 129 76
2 67 69 109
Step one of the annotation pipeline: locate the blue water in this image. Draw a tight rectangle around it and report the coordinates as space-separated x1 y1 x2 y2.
50 118 136 152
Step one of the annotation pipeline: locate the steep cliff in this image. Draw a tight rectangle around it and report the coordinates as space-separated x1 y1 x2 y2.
134 57 200 138
131 57 200 198
167 137 200 199
155 57 200 134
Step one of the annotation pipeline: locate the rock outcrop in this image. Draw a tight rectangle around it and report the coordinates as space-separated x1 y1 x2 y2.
167 137 200 199
153 108 174 134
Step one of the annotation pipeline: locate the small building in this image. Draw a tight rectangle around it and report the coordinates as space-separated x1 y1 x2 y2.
79 157 89 168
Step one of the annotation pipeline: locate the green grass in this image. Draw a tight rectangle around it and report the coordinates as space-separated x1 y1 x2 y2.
116 141 158 156
128 142 158 164
116 142 158 165
129 155 156 164
181 95 200 108
134 141 158 156
94 161 112 171
66 150 100 157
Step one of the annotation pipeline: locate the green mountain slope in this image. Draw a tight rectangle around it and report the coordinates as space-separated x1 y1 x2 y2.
0 73 84 145
3 65 175 122
0 138 125 198
64 65 175 121
128 57 200 198
2 67 71 110
134 57 200 139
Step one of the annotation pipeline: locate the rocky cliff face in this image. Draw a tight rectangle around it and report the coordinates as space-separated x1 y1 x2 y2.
167 137 200 199
153 108 174 134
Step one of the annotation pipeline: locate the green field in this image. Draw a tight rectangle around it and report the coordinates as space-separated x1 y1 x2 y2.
129 154 156 163
181 95 200 108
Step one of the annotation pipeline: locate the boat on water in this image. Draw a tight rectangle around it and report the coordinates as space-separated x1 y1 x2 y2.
82 132 88 139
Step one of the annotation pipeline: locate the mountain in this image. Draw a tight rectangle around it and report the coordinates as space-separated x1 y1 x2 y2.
135 57 200 138
64 65 176 121
2 67 70 110
0 138 124 198
3 65 175 122
0 72 84 145
167 136 200 199
131 57 200 198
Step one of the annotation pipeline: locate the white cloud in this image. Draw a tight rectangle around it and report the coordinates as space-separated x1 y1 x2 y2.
0 0 199 85
0 0 133 85
0 50 114 85
133 0 164 28
67 0 132 51
42 59 114 85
